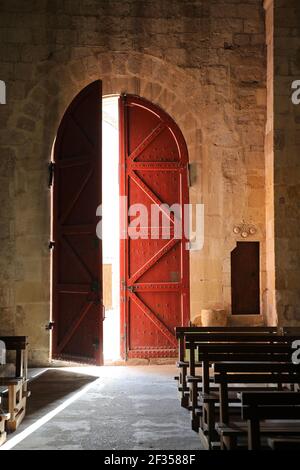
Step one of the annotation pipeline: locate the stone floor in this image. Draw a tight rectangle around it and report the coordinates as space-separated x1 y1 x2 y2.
3 365 202 450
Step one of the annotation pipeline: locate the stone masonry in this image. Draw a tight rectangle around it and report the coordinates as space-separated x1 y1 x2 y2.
273 0 300 326
0 0 269 364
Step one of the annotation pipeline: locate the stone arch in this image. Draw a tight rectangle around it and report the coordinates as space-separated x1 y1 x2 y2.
8 50 266 362
11 51 207 362
24 51 205 161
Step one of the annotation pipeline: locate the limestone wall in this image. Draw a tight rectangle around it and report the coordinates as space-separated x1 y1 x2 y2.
264 0 276 325
0 0 267 364
273 0 300 326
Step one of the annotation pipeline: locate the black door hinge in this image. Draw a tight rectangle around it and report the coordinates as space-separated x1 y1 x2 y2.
49 241 55 250
45 321 55 331
48 162 55 188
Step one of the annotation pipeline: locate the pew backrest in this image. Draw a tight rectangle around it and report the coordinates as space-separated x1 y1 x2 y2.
214 362 300 424
186 334 298 382
175 327 280 362
240 391 300 450
197 341 296 394
214 362 300 383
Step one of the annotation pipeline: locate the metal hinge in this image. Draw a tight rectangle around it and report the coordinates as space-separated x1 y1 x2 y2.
49 241 55 250
48 162 55 188
45 321 55 331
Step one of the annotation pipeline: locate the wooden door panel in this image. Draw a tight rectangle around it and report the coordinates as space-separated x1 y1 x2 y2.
52 80 103 365
231 242 260 315
120 95 189 359
128 238 180 278
136 128 181 163
127 106 161 156
137 244 182 284
133 170 181 206
128 293 181 350
58 163 91 217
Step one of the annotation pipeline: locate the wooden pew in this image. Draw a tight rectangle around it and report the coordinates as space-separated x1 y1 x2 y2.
0 336 30 432
214 363 300 450
194 342 294 448
241 391 300 450
185 333 293 434
175 326 279 408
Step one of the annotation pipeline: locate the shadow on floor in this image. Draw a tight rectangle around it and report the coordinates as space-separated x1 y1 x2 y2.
25 368 98 417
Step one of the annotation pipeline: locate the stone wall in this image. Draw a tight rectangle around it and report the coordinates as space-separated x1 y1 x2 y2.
273 0 300 326
264 0 276 325
0 0 267 364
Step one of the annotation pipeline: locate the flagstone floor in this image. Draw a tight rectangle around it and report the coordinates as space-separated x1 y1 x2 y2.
3 365 202 451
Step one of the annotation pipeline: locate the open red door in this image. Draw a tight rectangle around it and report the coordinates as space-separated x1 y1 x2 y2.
119 95 190 359
51 80 103 365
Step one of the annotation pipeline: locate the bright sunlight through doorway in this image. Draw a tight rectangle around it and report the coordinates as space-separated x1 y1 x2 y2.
102 96 120 363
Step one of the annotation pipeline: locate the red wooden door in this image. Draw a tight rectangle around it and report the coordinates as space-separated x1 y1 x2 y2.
51 80 103 365
119 95 190 359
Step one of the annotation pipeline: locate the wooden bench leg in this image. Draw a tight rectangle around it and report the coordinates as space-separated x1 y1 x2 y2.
191 415 200 432
248 419 260 451
207 401 216 449
6 382 28 432
179 366 189 408
181 390 189 409
0 413 10 446
190 382 199 432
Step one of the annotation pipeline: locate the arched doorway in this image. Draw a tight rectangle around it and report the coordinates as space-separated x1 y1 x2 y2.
50 81 190 365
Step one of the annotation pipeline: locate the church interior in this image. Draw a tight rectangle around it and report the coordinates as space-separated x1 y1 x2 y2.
1 0 300 452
